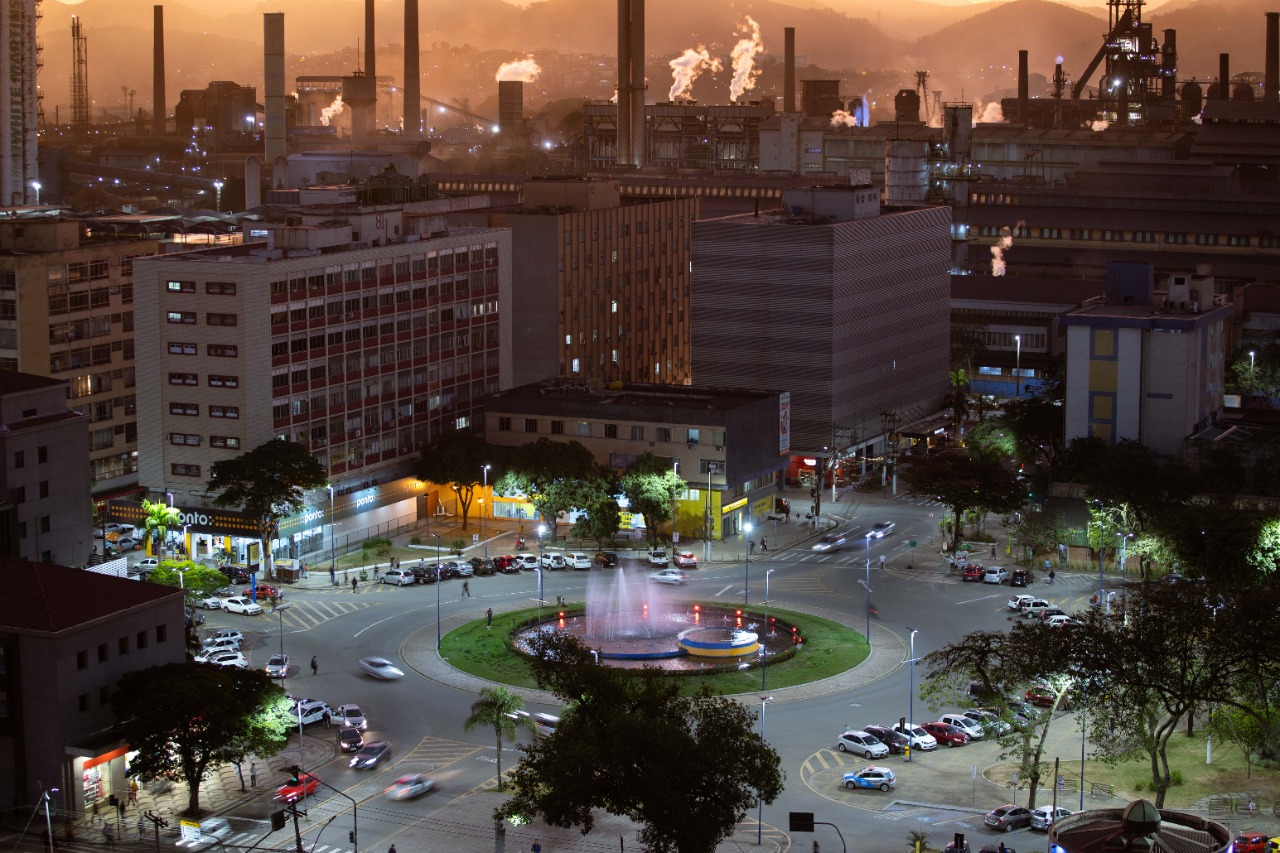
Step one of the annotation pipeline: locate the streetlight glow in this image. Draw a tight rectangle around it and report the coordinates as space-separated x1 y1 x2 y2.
743 521 753 605
906 627 919 761
1014 334 1022 399
481 464 491 559
757 695 774 845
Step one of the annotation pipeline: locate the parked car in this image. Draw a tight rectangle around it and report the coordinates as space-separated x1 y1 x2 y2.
411 563 438 583
862 725 911 755
332 704 367 730
1020 598 1052 618
350 740 393 770
381 568 416 586
1008 594 1036 611
468 557 497 576
195 650 248 668
673 551 698 569
199 637 242 657
842 766 896 791
219 564 251 584
1045 614 1081 628
384 774 434 801
564 553 592 570
921 721 970 747
939 713 986 740
494 555 521 573
135 557 160 572
1038 607 1068 622
273 772 320 803
985 804 1034 832
265 654 291 678
594 551 619 568
962 564 986 582
983 567 1010 584
1010 569 1035 587
539 554 566 571
221 597 263 615
515 554 540 570
115 537 140 552
337 727 364 753
204 629 244 646
962 708 1012 735
647 550 669 567
1030 806 1074 831
243 584 281 600
440 561 473 578
891 723 939 751
291 699 332 726
813 533 847 552
835 730 890 759
649 568 686 585
867 521 896 538
184 607 205 628
359 657 405 680
1025 685 1068 709
196 594 225 610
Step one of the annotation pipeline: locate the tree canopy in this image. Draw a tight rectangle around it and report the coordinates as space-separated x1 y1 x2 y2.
142 498 183 560
415 429 502 529
148 561 228 596
901 452 1024 550
495 438 600 540
620 453 684 546
495 632 783 853
112 664 288 812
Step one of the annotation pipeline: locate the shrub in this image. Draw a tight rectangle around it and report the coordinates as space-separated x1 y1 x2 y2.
450 538 466 555
1170 770 1184 787
410 536 421 545
362 537 392 551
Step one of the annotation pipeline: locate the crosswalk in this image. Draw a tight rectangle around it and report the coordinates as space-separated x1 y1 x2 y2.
216 830 353 853
272 599 379 630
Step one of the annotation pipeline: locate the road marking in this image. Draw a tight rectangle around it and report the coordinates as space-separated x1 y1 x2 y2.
715 584 736 596
955 594 1003 605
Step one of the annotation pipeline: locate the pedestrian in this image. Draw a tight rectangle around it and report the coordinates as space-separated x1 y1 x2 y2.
749 540 756 555
389 846 396 853
250 762 257 787
813 841 820 853
373 564 380 580
103 823 115 847
461 580 470 598
486 608 493 629
418 558 425 570
1049 569 1056 585
310 656 318 676
1249 799 1257 817
128 779 138 804
137 815 144 838
761 536 768 552
991 543 996 557
998 843 1007 853
532 840 542 853
879 554 886 569
352 577 358 593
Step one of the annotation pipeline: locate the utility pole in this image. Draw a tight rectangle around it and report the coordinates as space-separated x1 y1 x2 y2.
288 802 306 853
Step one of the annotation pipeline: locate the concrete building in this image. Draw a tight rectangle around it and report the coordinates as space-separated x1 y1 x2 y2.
483 379 784 541
0 371 93 565
0 218 161 496
691 185 952 461
0 559 185 816
0 0 39 207
173 81 258 141
1061 262 1232 456
449 177 698 387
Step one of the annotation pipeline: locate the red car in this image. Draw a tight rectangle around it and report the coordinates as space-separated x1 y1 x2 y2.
1025 685 1062 708
273 772 319 803
922 721 970 748
493 555 521 574
243 584 281 600
1232 833 1271 853
961 565 985 582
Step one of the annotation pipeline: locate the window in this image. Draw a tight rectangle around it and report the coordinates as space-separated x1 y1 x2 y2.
98 643 108 662
79 694 89 713
10 486 24 503
209 405 240 419
210 436 241 449
524 418 538 433
656 427 672 443
12 451 22 469
604 423 618 439
118 637 129 655
170 433 201 446
40 516 50 533
168 372 198 386
550 420 564 435
166 280 195 293
136 631 148 650
157 624 168 643
630 425 645 441
39 481 49 498
167 311 196 324
169 402 199 416
205 282 237 295
497 416 511 431
168 342 197 355
208 344 238 357
208 375 239 388
576 421 590 437
207 313 238 326
686 429 700 445
77 650 88 670
171 463 202 477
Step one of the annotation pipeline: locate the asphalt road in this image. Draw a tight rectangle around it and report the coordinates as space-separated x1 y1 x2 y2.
187 492 1102 853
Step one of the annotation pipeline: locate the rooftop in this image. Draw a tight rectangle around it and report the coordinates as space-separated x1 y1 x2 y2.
0 371 67 395
486 380 777 418
0 559 183 635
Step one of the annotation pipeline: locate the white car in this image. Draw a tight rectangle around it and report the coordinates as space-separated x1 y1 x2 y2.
196 594 225 610
222 596 263 615
867 521 896 538
194 647 245 666
1008 594 1036 611
199 636 242 655
203 629 244 646
291 699 332 726
649 568 686 585
1030 805 1074 830
835 730 889 759
673 551 698 569
175 817 232 850
1045 614 1081 628
206 652 250 670
265 654 291 678
940 713 986 740
564 552 592 569
891 723 939 751
515 554 540 570
647 550 669 567
333 704 367 730
539 553 566 570
135 557 160 572
384 774 434 801
1020 598 1053 617
812 533 847 552
982 566 1010 584
359 657 405 680
962 708 1012 735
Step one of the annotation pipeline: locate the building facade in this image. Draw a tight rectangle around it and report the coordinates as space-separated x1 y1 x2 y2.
1 0 39 207
0 219 159 495
0 559 185 817
0 371 93 565
483 380 785 541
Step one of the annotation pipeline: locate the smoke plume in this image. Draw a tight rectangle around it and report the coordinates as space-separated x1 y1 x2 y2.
976 101 1004 123
320 95 344 127
729 16 764 102
990 220 1026 276
831 109 856 127
496 57 541 82
668 46 722 101
1090 120 1110 131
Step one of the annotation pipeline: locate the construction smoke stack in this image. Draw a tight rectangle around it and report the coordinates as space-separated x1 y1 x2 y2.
365 0 376 79
616 0 645 167
1018 49 1029 125
1219 53 1231 100
1162 29 1177 100
498 80 523 135
784 27 796 113
153 5 166 135
1266 12 1279 103
404 0 421 136
244 154 261 209
629 0 645 166
616 0 631 164
263 13 286 162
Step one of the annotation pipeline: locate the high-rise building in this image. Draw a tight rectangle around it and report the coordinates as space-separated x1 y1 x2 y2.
1 0 40 206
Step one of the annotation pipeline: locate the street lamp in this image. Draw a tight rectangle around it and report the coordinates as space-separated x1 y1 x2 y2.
166 491 174 507
327 485 336 582
435 533 442 645
1014 334 1022 399
31 181 41 205
1106 591 1118 615
762 568 776 691
273 601 303 805
537 524 547 624
757 695 774 845
743 521 753 605
864 534 873 639
1250 350 1256 390
906 626 919 762
41 787 59 852
212 180 223 212
481 464 490 558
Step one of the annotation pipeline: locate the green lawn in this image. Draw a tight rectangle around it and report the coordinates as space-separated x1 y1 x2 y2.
439 605 870 696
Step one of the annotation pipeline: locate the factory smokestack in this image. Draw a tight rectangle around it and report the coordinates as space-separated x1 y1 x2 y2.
784 27 796 113
244 154 261 210
499 80 523 135
263 13 286 162
616 0 631 165
404 0 421 135
153 6 165 135
1266 12 1279 103
629 0 645 167
1018 50 1029 125
365 0 376 79
1219 53 1231 100
1161 29 1177 100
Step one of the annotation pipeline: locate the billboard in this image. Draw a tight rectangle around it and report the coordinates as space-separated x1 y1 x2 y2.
779 392 791 455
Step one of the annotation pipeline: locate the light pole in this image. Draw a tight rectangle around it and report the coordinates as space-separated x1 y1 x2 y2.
743 521 753 605
481 464 490 558
537 524 547 623
757 695 774 845
273 601 303 810
1106 591 1118 615
906 626 919 762
166 491 174 507
213 180 223 212
327 485 336 580
435 533 442 646
41 787 59 852
864 534 873 639
31 181 41 205
1014 334 1022 399
1250 349 1256 391
762 568 775 691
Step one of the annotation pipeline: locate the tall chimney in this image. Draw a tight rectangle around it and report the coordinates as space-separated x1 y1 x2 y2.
153 6 166 135
365 0 376 79
244 154 262 210
1219 52 1231 100
263 13 286 162
1018 49 1029 125
616 0 632 166
629 0 646 167
1265 12 1279 102
1161 29 1177 100
784 27 796 113
404 0 420 135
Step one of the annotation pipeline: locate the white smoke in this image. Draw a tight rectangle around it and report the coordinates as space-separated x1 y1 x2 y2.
496 57 541 82
831 109 857 128
976 101 1004 124
668 46 722 101
729 16 764 102
320 95 344 127
990 220 1026 276
1090 120 1110 131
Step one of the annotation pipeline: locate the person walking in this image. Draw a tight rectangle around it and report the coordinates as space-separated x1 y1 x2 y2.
1248 799 1257 817
352 577 358 593
486 608 493 629
388 846 396 853
103 823 115 848
760 536 768 552
461 580 470 598
1049 569 1056 585
310 656 318 676
749 540 756 555
991 543 997 557
532 840 542 853
323 710 332 728
879 554 886 569
128 779 138 804
250 762 257 788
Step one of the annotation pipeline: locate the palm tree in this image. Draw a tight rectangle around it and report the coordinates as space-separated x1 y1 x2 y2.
907 830 935 853
462 687 535 791
142 498 183 560
944 369 972 443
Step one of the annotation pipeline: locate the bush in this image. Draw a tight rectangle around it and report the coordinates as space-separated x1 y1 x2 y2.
410 536 421 545
362 537 392 551
450 538 466 555
1170 770 1184 787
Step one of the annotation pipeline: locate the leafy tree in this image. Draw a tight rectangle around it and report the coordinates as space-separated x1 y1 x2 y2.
1207 704 1277 779
1000 396 1065 468
620 453 684 546
206 439 327 581
112 664 287 812
224 692 295 791
571 472 623 544
1004 509 1068 563
496 438 598 540
148 561 229 595
951 322 988 378
142 498 183 560
944 369 971 442
463 687 536 792
901 452 1024 551
496 632 783 853
965 419 1016 462
414 429 501 530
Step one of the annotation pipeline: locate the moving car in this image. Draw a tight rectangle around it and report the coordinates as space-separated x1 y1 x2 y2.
135 557 160 572
337 727 364 753
381 568 416 586
921 721 970 747
221 597 263 615
842 766 896 791
985 804 1034 832
649 568 686 585
175 817 232 850
1020 599 1052 618
812 533 847 552
983 567 1010 584
384 774 434 801
273 772 319 803
862 725 911 755
265 654 291 678
332 704 367 730
891 723 939 751
1008 594 1036 611
115 537 140 552
594 551 619 568
350 740 393 770
867 521 896 538
673 551 698 569
835 730 890 759
243 584 281 600
1030 806 1074 831
647 550 669 567
359 657 405 680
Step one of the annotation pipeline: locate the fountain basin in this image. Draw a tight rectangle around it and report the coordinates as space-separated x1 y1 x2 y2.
678 627 760 658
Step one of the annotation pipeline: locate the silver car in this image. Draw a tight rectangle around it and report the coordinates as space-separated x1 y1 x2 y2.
265 654 291 678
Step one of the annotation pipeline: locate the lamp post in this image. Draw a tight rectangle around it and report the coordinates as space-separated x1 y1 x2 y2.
213 180 223 212
273 601 303 809
1106 591 1118 615
757 695 774 845
762 568 775 691
906 626 919 762
1014 334 1022 399
864 534 873 639
327 485 336 580
537 524 547 624
166 491 174 507
481 464 490 558
1250 349 1256 391
32 181 41 205
435 533 442 646
743 521 753 606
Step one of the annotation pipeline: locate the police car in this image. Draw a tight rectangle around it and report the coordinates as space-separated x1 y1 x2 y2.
841 766 896 791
